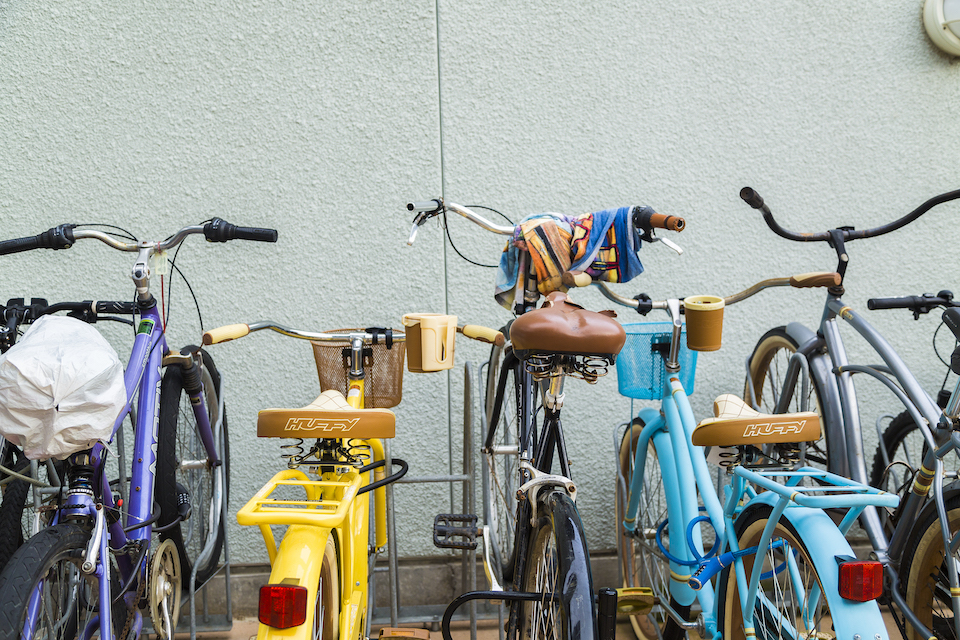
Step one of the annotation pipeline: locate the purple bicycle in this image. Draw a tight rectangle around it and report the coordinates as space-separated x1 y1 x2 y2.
0 219 277 640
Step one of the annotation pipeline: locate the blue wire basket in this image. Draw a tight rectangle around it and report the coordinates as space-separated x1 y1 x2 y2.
617 322 697 400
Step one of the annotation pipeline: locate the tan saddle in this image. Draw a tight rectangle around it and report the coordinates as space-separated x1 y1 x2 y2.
257 389 395 439
509 291 626 360
692 394 820 447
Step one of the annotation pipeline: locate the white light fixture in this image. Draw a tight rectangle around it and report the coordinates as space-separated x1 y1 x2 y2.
923 0 960 56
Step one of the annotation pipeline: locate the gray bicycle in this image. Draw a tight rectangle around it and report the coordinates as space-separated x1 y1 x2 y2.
740 187 960 640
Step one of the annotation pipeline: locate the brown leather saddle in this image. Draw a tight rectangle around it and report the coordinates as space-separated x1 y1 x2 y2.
509 291 626 362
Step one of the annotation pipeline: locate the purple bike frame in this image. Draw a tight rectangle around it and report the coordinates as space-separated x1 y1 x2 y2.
27 301 219 640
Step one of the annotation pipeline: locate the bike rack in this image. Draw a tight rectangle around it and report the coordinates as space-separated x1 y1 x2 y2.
371 362 487 640
143 373 233 639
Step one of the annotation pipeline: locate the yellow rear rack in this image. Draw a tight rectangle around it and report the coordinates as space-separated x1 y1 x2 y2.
237 468 361 528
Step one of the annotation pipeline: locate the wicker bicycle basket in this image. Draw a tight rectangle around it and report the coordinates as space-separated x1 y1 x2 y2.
616 322 698 400
310 330 405 409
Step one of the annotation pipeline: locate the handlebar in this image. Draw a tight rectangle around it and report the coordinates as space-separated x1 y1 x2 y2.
740 187 960 245
202 322 405 346
405 199 684 247
594 271 842 315
867 290 957 318
0 297 138 351
203 319 505 348
0 218 278 256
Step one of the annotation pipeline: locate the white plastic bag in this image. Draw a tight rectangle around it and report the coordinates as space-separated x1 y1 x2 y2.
0 315 127 460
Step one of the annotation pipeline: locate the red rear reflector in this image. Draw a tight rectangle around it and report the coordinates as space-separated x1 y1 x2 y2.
838 560 883 601
259 584 308 629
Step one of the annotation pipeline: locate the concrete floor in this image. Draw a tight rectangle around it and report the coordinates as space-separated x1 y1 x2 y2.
195 616 636 640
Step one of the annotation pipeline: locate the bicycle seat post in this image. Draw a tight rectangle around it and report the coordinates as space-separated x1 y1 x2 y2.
665 298 683 373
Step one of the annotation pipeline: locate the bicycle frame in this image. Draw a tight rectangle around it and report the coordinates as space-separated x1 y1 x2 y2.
763 291 960 637
621 308 897 640
23 300 222 640
234 331 393 640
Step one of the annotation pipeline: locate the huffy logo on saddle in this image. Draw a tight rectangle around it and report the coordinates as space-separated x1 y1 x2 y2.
285 417 360 432
742 420 806 438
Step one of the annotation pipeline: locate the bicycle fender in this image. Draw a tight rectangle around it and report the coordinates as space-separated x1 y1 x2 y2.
263 525 334 640
542 490 597 640
783 322 820 352
745 492 889 639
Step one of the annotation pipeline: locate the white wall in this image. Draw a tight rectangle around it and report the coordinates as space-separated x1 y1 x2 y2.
0 1 957 564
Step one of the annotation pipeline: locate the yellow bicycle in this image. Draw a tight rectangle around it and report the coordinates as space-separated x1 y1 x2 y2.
203 317 501 640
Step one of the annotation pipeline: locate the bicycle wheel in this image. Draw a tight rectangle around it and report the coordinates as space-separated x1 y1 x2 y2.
718 505 838 640
745 328 827 467
157 349 228 588
314 534 340 640
0 450 30 573
617 419 689 640
900 493 960 640
518 490 595 640
482 341 525 585
0 447 63 573
869 410 927 492
0 523 125 640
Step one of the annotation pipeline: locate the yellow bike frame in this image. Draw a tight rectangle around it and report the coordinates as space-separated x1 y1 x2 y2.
238 376 390 640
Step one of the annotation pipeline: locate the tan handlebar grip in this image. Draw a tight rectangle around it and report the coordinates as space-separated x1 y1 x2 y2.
789 272 842 288
202 323 251 345
648 213 685 232
561 270 593 288
458 324 506 347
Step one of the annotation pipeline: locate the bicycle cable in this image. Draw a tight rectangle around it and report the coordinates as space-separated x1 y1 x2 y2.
442 204 514 268
75 223 138 242
163 242 205 334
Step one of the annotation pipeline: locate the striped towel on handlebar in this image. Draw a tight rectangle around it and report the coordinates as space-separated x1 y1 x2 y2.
494 207 645 310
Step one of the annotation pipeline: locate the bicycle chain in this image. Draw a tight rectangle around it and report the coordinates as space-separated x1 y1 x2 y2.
119 562 147 640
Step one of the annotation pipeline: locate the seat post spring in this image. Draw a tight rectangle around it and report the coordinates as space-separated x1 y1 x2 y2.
524 354 556 378
574 356 611 383
280 439 306 466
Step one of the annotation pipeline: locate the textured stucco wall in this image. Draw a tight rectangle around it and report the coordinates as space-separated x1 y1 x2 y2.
0 0 958 568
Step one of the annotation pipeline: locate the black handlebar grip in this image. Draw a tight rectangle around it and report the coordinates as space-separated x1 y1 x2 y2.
867 295 948 311
233 226 278 242
0 224 76 255
867 296 916 310
740 187 765 210
96 301 138 315
203 218 278 243
0 236 42 255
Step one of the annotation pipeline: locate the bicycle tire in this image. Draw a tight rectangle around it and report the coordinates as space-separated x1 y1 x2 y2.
899 492 960 640
314 534 340 640
157 349 228 588
482 338 525 585
717 504 841 640
518 490 596 640
0 451 30 573
744 327 828 468
0 523 125 640
616 419 689 640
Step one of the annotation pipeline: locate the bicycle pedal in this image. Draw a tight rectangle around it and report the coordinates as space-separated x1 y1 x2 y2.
432 514 479 550
378 627 430 639
176 482 192 521
616 587 657 615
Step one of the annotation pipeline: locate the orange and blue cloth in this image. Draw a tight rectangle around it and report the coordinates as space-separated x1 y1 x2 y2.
494 206 649 310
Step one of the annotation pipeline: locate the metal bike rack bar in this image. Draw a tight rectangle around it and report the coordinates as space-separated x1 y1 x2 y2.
371 362 492 639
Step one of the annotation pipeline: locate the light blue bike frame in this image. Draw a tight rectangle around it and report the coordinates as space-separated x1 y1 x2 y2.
621 307 898 640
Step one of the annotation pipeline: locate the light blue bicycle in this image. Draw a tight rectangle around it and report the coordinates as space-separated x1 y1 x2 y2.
586 274 901 640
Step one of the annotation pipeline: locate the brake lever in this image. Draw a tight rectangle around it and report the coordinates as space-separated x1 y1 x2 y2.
407 211 430 246
647 230 683 255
